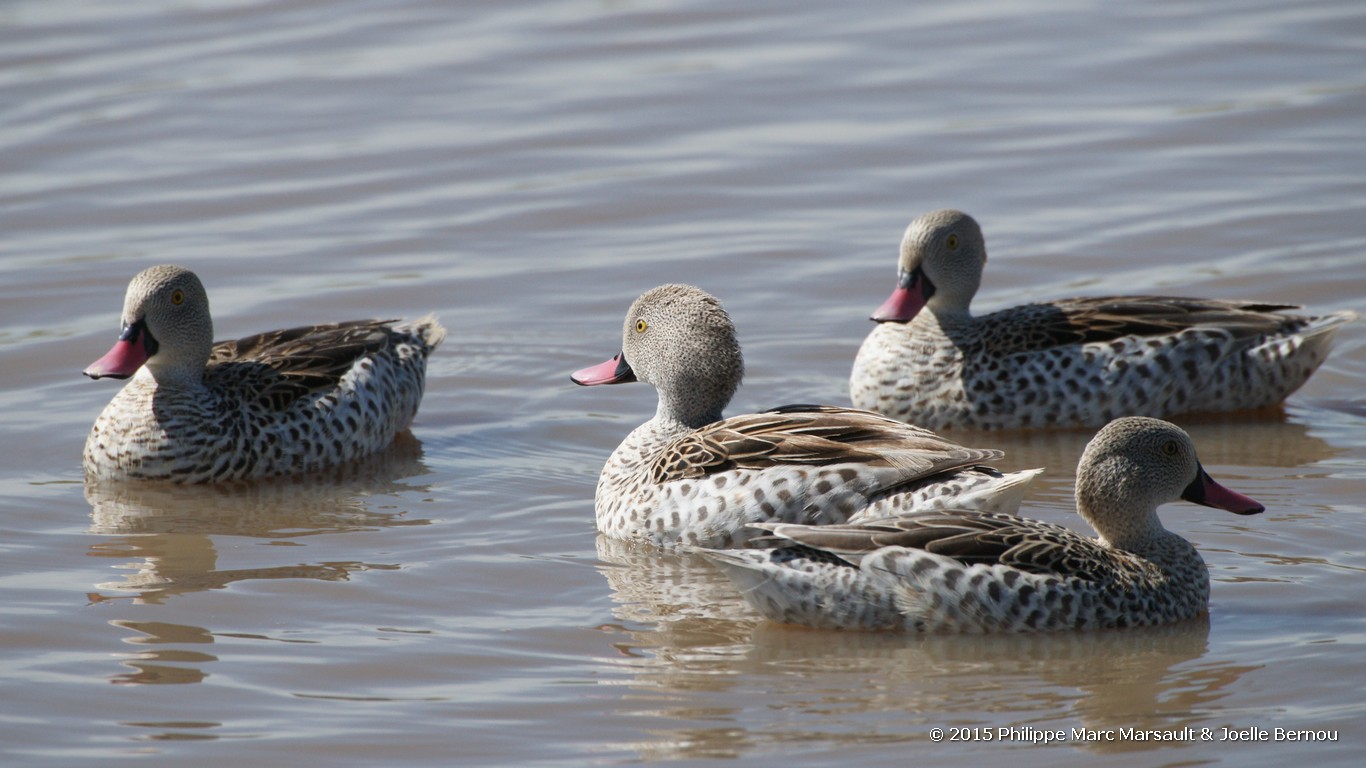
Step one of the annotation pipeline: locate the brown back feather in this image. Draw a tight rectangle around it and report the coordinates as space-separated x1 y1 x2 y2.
982 296 1307 353
761 512 1122 582
651 404 998 485
206 319 397 410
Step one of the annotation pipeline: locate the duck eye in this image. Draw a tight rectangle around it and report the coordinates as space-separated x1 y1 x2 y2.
170 289 185 306
945 234 960 251
1161 440 1179 457
635 320 648 333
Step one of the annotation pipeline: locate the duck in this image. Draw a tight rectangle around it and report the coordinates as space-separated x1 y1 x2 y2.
84 264 445 483
700 416 1264 632
571 283 1040 548
850 209 1357 430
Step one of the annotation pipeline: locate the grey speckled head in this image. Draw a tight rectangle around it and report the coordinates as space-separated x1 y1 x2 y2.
898 209 986 316
620 284 743 428
1075 416 1262 550
85 265 215 385
119 265 214 382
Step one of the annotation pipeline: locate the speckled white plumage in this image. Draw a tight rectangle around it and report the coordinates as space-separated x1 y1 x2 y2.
84 265 444 483
573 284 1039 548
850 209 1357 430
701 417 1265 632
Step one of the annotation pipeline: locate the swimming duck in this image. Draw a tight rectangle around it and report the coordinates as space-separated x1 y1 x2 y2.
572 283 1039 547
701 416 1264 632
850 209 1357 430
84 265 444 483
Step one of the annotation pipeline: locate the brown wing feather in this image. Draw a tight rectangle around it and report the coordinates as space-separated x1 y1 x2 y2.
759 512 1118 582
981 296 1307 354
206 319 397 410
650 404 1000 485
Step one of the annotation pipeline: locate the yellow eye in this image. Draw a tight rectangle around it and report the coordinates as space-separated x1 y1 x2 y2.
170 289 185 306
635 319 648 333
1161 441 1179 457
945 234 960 251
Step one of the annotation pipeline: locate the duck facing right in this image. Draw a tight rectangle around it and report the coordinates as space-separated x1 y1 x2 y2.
701 417 1263 633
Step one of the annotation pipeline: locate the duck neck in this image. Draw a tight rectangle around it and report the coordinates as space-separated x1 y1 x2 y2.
649 365 733 430
654 390 724 431
922 299 974 328
1077 473 1171 557
1093 507 1177 557
145 356 209 390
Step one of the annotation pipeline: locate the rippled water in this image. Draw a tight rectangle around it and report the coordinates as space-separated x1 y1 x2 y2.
2 0 1364 765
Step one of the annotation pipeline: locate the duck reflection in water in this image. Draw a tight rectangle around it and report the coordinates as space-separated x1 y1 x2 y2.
85 437 433 686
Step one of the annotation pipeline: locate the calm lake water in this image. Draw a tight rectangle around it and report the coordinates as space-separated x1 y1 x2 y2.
2 0 1364 765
